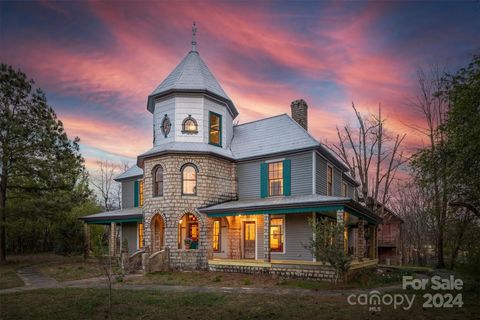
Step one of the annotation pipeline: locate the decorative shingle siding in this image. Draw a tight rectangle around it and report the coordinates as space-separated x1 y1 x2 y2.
122 180 135 209
333 168 342 196
237 152 312 200
271 213 313 261
315 154 327 195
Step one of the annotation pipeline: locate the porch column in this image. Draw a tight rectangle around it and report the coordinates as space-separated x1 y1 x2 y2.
263 214 271 262
83 223 90 259
356 220 365 261
109 222 116 256
369 225 377 259
336 209 345 252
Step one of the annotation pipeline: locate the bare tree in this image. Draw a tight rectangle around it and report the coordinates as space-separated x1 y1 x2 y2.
327 103 407 215
409 66 450 268
91 160 121 211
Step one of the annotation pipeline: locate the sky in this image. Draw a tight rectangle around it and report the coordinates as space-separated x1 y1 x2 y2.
1 1 479 176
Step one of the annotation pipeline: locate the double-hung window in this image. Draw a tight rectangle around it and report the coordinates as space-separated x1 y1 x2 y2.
268 162 283 196
327 165 333 196
270 217 284 252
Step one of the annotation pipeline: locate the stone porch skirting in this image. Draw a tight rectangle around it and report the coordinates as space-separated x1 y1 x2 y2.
208 259 378 281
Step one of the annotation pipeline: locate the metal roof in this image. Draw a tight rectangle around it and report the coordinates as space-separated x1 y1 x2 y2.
114 165 143 181
199 194 381 223
147 51 238 118
231 114 320 160
80 207 142 223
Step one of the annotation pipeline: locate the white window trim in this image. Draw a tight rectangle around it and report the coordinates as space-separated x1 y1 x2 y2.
327 164 334 196
270 215 286 255
312 151 316 194
266 160 285 197
265 158 285 163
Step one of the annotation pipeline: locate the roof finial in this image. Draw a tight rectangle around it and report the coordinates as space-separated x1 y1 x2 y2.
191 21 197 52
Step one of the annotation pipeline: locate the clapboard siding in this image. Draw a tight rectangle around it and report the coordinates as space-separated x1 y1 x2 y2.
237 152 312 200
348 184 356 199
333 168 342 196
316 154 327 195
122 222 138 253
122 180 135 208
291 153 312 196
271 213 313 261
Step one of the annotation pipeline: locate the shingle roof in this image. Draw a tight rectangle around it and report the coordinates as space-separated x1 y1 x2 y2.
230 114 320 160
147 51 238 117
114 165 143 181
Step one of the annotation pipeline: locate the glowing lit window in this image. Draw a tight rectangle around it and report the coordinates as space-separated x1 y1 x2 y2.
213 220 221 252
209 112 221 146
182 164 197 195
138 223 144 249
270 217 284 252
182 115 198 134
268 162 283 196
139 180 144 206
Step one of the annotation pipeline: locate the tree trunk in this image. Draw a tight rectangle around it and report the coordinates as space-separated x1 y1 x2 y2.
0 162 8 264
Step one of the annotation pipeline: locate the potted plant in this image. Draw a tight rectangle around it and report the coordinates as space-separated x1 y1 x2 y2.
184 237 192 249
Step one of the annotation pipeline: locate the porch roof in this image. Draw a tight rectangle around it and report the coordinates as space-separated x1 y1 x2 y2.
79 207 142 224
199 194 382 224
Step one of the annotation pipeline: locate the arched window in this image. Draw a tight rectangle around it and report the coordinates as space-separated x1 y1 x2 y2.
181 164 197 195
182 115 198 134
153 166 164 197
178 213 199 249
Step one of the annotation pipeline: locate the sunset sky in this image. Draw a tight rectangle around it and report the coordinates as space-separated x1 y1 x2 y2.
1 1 479 175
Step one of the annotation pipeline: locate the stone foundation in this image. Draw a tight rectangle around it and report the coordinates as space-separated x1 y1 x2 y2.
208 263 337 281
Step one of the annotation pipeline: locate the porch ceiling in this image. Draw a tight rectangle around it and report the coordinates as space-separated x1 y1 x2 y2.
199 194 381 224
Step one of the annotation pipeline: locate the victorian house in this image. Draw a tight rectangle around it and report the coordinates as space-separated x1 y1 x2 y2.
81 32 381 280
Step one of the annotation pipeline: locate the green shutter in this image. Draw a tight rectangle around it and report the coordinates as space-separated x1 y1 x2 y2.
260 163 268 198
283 159 291 196
134 180 139 207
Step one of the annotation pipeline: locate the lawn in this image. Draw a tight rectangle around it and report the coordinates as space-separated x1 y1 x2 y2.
3 253 103 283
0 265 24 289
1 287 478 320
125 268 409 291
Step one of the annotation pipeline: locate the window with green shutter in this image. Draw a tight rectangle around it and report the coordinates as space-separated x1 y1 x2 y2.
134 180 139 207
283 159 291 196
261 160 291 197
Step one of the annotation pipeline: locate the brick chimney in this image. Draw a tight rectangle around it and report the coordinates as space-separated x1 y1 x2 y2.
290 99 308 131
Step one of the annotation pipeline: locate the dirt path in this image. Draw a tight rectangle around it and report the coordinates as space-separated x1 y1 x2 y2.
0 268 401 297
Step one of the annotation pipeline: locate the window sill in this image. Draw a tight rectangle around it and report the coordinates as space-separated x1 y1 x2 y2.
208 142 222 148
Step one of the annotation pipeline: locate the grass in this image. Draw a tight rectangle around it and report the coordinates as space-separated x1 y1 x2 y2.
126 268 409 291
1 287 478 320
3 253 103 282
0 265 24 289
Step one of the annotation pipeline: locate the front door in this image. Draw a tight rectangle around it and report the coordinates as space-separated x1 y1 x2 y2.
243 221 256 259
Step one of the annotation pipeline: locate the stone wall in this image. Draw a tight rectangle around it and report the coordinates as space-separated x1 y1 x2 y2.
208 263 337 281
142 153 237 270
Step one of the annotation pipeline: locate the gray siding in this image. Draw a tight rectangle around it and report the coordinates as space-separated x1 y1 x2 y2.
237 152 312 200
122 180 135 209
122 222 138 253
333 168 342 196
315 154 327 195
291 153 312 196
271 213 313 261
347 184 356 199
